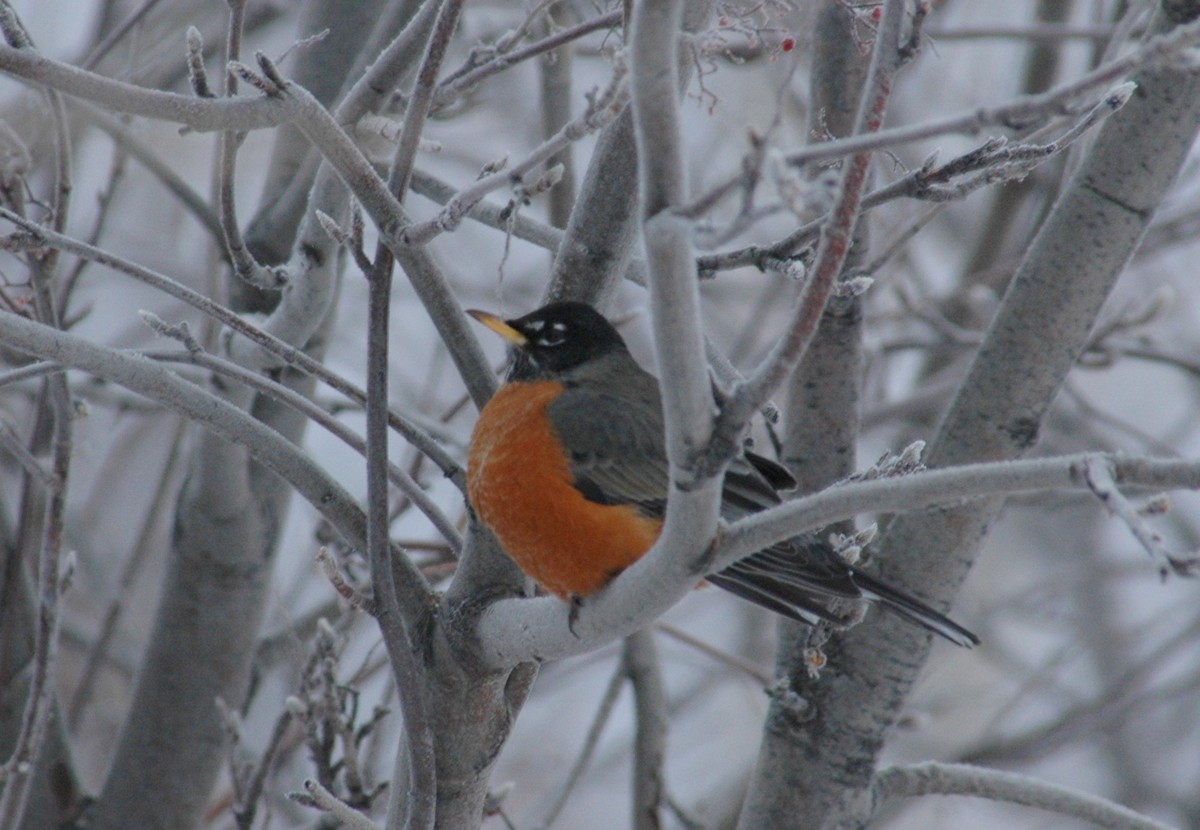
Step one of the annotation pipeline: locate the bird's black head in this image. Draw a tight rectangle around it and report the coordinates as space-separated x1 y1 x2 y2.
467 301 629 380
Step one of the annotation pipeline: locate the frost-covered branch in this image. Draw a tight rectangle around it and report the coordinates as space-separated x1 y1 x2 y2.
476 452 1200 668
873 763 1176 830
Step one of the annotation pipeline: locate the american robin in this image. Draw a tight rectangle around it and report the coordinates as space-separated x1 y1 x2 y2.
466 301 977 646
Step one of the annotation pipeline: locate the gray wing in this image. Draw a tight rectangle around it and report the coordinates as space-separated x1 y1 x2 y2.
548 375 978 644
546 377 670 516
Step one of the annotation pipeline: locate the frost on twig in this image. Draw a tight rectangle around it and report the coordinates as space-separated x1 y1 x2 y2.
184 27 213 99
317 545 373 612
289 779 381 830
0 2 32 49
285 618 389 816
316 209 374 274
400 55 629 245
1083 457 1200 578
354 113 443 156
832 272 874 298
227 52 288 99
695 75 1137 278
873 762 1178 830
828 525 879 566
848 441 927 482
138 311 204 353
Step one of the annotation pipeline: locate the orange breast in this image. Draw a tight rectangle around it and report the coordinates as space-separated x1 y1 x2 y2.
468 381 663 598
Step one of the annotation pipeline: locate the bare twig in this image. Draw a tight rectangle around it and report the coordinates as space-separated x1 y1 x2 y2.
141 345 462 551
0 15 73 820
654 622 771 684
217 1 283 290
435 9 622 105
293 779 381 830
873 762 1177 830
0 310 397 570
534 661 626 829
185 26 213 98
924 23 1118 42
401 63 629 245
410 167 564 253
782 16 1200 168
317 547 374 612
0 209 464 487
624 630 668 830
719 454 1200 569
66 415 190 731
694 85 1129 278
0 418 53 486
233 704 295 830
0 40 295 130
367 6 466 830
1083 457 1198 578
707 0 910 474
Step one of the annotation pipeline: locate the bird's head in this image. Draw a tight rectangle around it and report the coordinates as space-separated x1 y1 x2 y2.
467 301 629 380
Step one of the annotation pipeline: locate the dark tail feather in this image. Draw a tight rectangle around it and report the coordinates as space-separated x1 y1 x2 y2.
850 569 979 647
709 548 979 648
706 569 844 628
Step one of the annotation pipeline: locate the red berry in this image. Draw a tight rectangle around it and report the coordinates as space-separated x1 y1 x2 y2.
781 37 795 52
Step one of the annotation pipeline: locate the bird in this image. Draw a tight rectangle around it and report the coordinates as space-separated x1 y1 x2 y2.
466 301 978 647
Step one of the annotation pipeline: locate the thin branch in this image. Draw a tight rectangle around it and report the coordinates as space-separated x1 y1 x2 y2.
0 209 465 488
67 414 189 731
79 0 167 70
73 102 224 240
534 661 626 830
141 345 462 552
0 309 417 583
0 419 52 486
401 64 629 246
386 0 462 203
708 0 910 472
217 2 281 289
0 14 73 819
434 9 622 105
233 705 294 830
0 41 294 130
782 15 1200 168
295 779 381 830
368 6 465 830
924 23 1118 42
654 622 771 684
0 39 494 407
873 762 1176 830
237 71 495 408
719 453 1200 566
696 85 1130 277
335 0 444 129
410 167 564 253
476 453 1200 668
1083 457 1198 578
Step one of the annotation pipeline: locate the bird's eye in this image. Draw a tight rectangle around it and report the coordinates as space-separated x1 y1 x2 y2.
535 321 568 347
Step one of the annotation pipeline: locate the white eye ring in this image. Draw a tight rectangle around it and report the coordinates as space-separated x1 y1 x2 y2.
532 320 568 347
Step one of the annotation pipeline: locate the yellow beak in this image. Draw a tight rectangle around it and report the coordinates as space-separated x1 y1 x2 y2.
467 309 528 346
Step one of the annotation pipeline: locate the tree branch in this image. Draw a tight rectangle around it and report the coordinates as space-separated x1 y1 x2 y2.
873 762 1177 830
